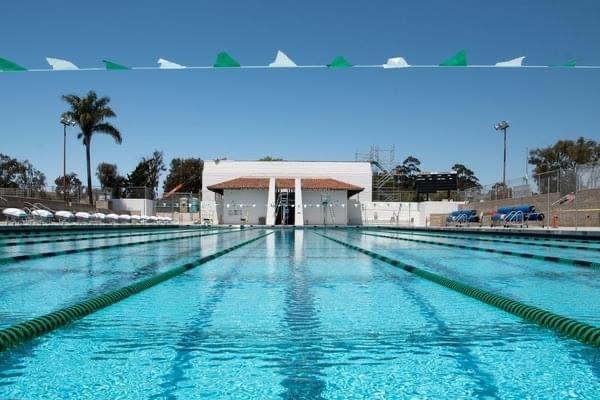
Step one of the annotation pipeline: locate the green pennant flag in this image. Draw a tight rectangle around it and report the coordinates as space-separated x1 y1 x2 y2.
328 56 352 68
214 52 241 67
439 50 467 67
549 60 576 68
102 60 129 70
0 57 27 71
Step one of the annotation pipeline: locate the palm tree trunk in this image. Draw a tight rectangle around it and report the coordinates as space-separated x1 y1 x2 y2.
85 142 93 205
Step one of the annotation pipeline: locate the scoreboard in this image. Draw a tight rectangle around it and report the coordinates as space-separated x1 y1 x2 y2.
415 172 458 194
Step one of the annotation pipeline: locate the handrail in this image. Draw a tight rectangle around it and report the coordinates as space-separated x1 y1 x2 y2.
33 202 56 213
0 196 7 204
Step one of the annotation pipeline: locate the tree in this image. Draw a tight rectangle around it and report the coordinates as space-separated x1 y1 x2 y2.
258 156 284 161
96 162 126 198
54 173 82 201
0 153 46 190
62 91 122 204
451 163 481 190
163 158 204 193
528 137 600 175
394 156 421 189
127 151 165 199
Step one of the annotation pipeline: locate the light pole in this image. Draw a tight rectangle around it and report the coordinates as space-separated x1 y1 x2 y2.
494 120 509 186
60 116 76 202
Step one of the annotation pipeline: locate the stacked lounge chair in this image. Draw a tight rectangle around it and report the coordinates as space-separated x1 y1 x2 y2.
491 204 544 227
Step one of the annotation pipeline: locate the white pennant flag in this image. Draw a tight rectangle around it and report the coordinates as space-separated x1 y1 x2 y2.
157 58 186 69
495 56 525 67
383 57 410 68
269 51 297 67
46 57 78 70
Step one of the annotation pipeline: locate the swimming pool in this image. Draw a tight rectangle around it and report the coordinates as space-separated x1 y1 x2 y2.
0 227 598 398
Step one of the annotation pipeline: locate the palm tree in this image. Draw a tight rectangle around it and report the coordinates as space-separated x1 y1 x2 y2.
62 91 122 204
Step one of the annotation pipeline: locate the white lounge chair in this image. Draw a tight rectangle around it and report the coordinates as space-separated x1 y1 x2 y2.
2 207 27 222
75 212 91 222
31 209 54 222
118 214 131 223
55 210 75 222
92 212 106 222
106 213 120 223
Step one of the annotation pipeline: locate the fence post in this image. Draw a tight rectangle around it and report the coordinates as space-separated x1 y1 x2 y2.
575 165 578 231
546 175 550 230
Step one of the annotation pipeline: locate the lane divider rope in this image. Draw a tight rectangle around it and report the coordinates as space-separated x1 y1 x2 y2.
0 228 247 266
360 231 600 269
368 227 600 245
0 231 272 352
374 228 600 252
1 227 208 247
316 232 600 347
0 225 190 240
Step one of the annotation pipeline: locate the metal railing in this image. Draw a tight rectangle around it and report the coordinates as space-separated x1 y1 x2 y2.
0 185 154 204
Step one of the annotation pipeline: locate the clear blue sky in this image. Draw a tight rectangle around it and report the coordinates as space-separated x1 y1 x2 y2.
1 0 599 187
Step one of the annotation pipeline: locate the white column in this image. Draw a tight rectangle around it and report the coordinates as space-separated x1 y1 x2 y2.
294 177 304 226
266 177 276 225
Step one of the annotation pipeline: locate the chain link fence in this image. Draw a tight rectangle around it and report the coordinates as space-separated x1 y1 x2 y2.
0 185 154 205
462 162 600 202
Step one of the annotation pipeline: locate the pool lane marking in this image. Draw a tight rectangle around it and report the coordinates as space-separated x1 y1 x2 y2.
315 232 600 348
0 228 251 266
360 232 600 270
0 231 272 352
0 226 194 241
1 227 211 247
366 228 600 245
373 228 600 252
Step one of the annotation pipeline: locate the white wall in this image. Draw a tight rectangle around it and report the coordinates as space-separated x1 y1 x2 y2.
111 199 154 216
302 190 348 225
221 189 268 225
361 201 461 226
202 160 372 202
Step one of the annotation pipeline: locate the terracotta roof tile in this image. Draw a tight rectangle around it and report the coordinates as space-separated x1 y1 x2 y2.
207 177 364 196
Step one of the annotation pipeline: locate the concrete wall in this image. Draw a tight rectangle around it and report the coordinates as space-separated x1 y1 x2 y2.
302 190 348 225
202 159 372 202
111 199 154 216
459 188 600 227
221 189 268 225
361 201 461 226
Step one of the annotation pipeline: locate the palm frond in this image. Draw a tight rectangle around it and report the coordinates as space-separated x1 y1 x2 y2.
94 123 122 144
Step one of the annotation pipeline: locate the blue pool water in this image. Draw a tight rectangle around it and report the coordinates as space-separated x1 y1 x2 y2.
0 227 598 399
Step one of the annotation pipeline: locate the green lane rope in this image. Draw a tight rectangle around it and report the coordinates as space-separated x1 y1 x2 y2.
0 231 272 352
0 228 248 266
316 232 600 347
1 227 209 247
372 227 600 245
374 228 600 252
0 225 190 240
360 231 600 269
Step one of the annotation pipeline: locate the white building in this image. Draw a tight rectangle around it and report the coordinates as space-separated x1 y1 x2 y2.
199 159 461 226
201 160 372 225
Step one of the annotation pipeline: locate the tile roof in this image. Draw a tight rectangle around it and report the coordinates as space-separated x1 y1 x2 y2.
207 177 364 196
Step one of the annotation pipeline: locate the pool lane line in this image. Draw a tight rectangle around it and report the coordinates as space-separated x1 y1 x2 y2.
0 228 251 266
0 226 199 241
373 228 600 252
315 232 600 347
0 231 272 353
360 232 600 270
366 228 600 245
1 227 211 247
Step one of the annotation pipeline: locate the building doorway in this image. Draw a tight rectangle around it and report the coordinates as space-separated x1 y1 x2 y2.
275 190 295 225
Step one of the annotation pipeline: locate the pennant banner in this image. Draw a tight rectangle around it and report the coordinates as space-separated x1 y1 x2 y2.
0 51 597 72
46 57 78 70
